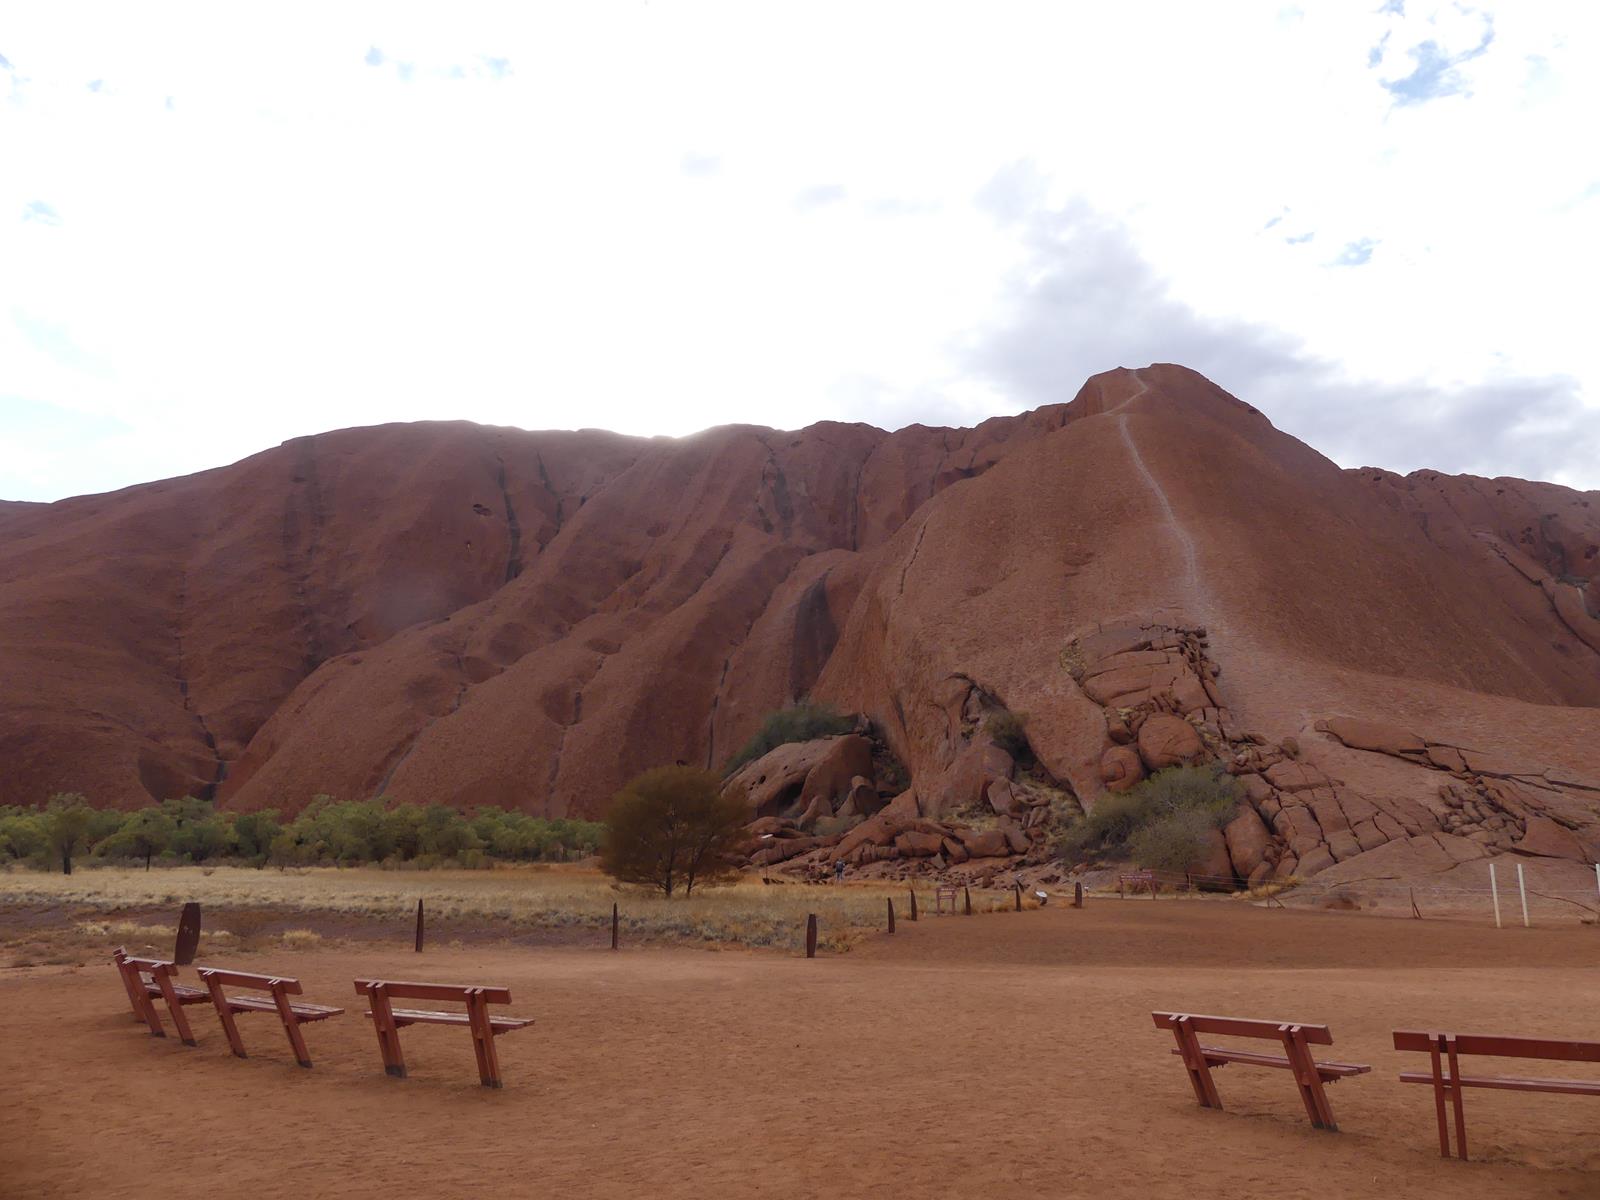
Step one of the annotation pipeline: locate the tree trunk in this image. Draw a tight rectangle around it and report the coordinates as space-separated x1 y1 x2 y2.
145 850 153 871
61 852 72 876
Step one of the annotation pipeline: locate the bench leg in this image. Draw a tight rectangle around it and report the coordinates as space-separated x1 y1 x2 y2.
154 971 197 1047
271 986 314 1068
126 970 167 1038
113 953 149 1023
467 994 502 1088
203 976 249 1059
1444 1036 1468 1161
1172 1017 1222 1109
1427 1039 1451 1157
367 988 407 1079
1282 1026 1336 1131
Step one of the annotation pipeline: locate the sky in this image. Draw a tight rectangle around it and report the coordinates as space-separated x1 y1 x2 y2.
2 1 1598 502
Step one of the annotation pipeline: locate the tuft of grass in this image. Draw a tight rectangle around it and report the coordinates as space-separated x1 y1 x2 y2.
280 929 322 949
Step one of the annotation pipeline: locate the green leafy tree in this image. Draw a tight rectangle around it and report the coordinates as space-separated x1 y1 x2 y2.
601 766 748 896
42 792 95 875
98 807 178 870
0 806 45 862
230 809 282 865
1057 764 1240 866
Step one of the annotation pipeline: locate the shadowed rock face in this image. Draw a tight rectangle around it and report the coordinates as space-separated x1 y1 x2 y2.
5 365 1599 888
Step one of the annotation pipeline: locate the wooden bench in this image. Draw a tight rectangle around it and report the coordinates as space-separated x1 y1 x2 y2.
1153 1011 1372 1130
1394 1029 1600 1160
197 967 345 1068
113 948 208 1046
354 978 534 1087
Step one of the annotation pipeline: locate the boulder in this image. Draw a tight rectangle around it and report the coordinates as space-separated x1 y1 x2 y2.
726 735 871 818
1321 717 1426 757
1099 745 1146 794
1136 713 1204 771
1512 815 1591 862
924 736 1014 816
1192 828 1237 890
1222 806 1272 880
987 777 1024 818
836 776 880 820
1297 845 1336 876
1264 761 1327 792
998 818 1030 855
957 829 1012 859
894 830 945 857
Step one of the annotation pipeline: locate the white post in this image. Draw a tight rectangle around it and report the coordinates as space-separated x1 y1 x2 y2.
1517 862 1530 928
1490 863 1502 929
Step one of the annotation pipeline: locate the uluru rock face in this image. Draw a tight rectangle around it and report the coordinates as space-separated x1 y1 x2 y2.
4 364 1599 884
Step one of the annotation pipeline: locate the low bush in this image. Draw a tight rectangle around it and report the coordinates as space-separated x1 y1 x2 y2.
725 702 855 772
1057 763 1240 868
985 711 1031 759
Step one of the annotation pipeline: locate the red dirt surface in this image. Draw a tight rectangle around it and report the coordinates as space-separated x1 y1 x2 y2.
3 902 1598 1199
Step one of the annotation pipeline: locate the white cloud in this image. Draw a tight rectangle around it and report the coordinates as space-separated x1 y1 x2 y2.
0 0 1596 500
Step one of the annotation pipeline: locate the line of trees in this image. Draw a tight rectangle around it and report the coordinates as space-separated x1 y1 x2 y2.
0 793 603 873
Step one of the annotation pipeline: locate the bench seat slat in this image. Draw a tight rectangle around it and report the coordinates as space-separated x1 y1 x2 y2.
1399 1070 1600 1096
225 995 345 1021
1171 1046 1372 1078
142 981 209 1003
367 1007 534 1032
1151 1011 1334 1045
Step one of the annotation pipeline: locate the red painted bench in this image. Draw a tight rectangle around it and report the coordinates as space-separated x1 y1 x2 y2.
354 978 534 1087
197 967 345 1068
1153 1011 1371 1130
1394 1029 1600 1160
113 948 207 1045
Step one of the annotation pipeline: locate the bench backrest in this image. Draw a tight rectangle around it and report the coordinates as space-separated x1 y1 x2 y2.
197 967 304 995
121 953 180 979
1153 1011 1335 1045
1394 1030 1600 1063
354 979 513 1005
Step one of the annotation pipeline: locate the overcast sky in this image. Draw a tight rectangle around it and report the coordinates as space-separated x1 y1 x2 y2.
3 1 1597 502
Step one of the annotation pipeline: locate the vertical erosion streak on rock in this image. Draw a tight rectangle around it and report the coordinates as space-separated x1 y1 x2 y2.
496 457 524 583
1117 412 1204 622
173 568 226 798
283 436 327 674
546 656 604 811
372 639 474 798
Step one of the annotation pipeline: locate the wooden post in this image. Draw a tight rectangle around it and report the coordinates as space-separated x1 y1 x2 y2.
963 886 972 916
1410 887 1421 919
1073 881 1084 909
1516 862 1530 928
174 902 201 966
805 913 818 959
886 897 895 934
611 902 619 951
1014 883 1022 912
909 889 918 921
1489 863 1502 929
414 899 424 952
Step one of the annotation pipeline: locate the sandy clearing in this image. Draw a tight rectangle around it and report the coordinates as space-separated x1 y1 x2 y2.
2 901 1598 1200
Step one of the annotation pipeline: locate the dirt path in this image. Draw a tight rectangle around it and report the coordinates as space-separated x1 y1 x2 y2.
3 902 1597 1198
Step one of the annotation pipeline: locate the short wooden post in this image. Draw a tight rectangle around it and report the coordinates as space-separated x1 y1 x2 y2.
611 901 620 950
1014 884 1022 912
1516 862 1530 928
414 899 424 952
805 913 818 959
963 886 972 916
909 889 918 921
1489 863 1502 928
1073 881 1084 909
886 897 895 933
174 902 201 966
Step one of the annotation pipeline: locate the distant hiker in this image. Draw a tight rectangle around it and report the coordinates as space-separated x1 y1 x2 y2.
833 859 846 883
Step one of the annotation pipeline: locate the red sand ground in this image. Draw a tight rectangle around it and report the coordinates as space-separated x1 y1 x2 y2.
4 902 1598 1199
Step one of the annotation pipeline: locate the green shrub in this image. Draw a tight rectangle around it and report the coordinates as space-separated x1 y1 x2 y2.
1127 808 1224 874
985 711 1031 759
1057 763 1239 866
601 766 747 896
725 703 854 772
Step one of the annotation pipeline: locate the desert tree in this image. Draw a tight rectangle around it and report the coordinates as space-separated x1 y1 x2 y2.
98 807 177 871
41 792 97 875
601 766 748 897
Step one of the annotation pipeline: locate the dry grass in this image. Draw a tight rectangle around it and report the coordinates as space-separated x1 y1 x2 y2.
0 864 999 953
